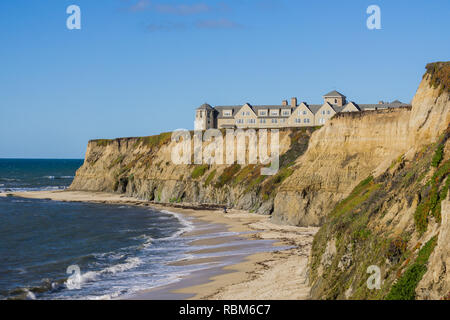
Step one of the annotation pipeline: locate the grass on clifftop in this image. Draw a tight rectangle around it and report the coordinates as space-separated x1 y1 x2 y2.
425 61 450 96
93 139 113 146
133 132 172 149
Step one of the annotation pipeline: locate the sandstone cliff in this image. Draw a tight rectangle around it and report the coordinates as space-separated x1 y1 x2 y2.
273 62 449 227
71 128 314 214
307 61 449 300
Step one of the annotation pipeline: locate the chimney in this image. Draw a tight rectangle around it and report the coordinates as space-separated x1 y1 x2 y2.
282 100 288 106
291 97 297 107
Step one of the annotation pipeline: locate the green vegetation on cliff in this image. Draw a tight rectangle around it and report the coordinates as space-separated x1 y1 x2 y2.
133 132 172 149
309 127 449 300
80 127 315 214
425 61 450 96
191 164 209 179
386 236 437 300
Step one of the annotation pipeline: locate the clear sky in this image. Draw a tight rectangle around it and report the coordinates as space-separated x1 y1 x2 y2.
0 0 449 158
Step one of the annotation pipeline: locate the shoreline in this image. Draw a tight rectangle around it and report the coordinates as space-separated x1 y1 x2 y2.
1 190 318 300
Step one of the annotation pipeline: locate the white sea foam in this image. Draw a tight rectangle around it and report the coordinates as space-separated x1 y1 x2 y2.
64 257 143 291
0 186 66 192
159 210 195 239
43 175 74 179
103 257 142 274
25 289 36 300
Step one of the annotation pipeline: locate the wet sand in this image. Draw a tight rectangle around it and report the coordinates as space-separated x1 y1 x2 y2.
1 190 318 300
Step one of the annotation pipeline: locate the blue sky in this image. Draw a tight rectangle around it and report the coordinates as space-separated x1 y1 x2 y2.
0 0 449 158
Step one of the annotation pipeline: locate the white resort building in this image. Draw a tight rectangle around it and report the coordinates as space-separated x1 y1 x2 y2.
194 90 409 130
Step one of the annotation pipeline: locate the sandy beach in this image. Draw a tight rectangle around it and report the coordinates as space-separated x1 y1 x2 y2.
1 190 318 300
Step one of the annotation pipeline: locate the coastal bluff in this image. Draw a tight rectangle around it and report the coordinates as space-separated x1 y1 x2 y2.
71 61 449 300
273 62 449 226
70 128 315 215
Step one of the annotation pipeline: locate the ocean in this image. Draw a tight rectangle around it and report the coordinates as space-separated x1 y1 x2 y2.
0 159 280 300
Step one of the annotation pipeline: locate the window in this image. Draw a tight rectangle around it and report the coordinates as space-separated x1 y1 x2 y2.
242 112 245 116
223 111 232 117
270 110 279 116
260 119 266 123
282 110 290 116
280 119 286 123
322 110 326 115
335 99 337 103
327 110 331 115
247 119 256 124
303 110 307 115
295 118 301 123
271 119 278 123
259 111 267 116
246 111 250 116
236 119 244 124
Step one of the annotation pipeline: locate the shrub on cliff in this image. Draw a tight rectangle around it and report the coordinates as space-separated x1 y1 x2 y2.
191 164 209 179
425 61 450 96
386 236 437 300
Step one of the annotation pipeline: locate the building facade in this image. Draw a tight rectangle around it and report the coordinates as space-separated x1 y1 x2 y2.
194 91 409 130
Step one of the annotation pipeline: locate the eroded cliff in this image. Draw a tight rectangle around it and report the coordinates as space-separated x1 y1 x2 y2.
71 128 315 214
273 62 449 227
307 61 449 300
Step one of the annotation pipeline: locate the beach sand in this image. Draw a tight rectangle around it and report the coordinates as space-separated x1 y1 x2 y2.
1 190 318 300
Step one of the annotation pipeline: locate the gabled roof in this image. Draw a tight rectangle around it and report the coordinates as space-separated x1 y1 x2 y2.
306 104 322 115
292 102 313 114
331 105 345 113
343 102 361 111
323 90 346 98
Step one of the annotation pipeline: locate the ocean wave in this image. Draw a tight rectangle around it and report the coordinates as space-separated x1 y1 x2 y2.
0 186 67 193
0 178 20 182
159 210 195 239
64 257 142 291
25 290 36 300
43 176 74 180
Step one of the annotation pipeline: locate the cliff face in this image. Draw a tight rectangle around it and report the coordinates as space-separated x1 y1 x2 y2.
272 108 411 226
307 62 450 300
273 63 450 227
71 128 314 214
